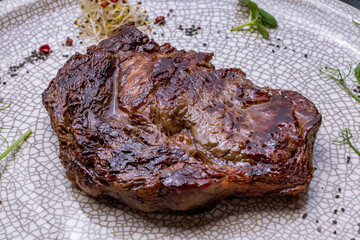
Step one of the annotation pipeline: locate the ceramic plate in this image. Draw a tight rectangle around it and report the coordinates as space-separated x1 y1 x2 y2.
1 0 360 239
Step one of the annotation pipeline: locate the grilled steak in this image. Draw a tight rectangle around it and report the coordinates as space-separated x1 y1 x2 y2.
42 23 321 212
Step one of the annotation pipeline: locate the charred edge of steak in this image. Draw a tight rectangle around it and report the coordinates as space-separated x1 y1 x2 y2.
42 23 322 212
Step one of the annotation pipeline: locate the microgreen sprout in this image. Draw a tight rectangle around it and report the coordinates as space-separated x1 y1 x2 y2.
231 0 277 39
333 128 360 157
76 0 151 40
319 63 360 103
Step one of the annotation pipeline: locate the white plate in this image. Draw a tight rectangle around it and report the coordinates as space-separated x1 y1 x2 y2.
1 0 360 239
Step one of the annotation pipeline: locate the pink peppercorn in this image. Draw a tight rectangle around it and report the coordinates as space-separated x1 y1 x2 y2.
155 16 165 24
39 44 50 54
101 0 109 8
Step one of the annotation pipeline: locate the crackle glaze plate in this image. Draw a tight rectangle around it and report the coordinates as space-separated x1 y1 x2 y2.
1 0 360 239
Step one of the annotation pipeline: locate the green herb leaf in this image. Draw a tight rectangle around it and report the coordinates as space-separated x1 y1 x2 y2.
259 8 277 27
232 0 277 39
248 2 259 20
354 62 360 83
255 22 269 39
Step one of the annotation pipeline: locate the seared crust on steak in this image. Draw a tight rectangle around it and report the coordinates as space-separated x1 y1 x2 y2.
42 23 321 212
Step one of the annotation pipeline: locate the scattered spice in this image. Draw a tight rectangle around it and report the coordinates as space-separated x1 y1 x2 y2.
334 209 338 214
341 207 345 212
301 213 307 219
304 54 308 58
347 156 351 163
167 9 174 17
335 194 340 199
65 37 73 46
332 220 337 225
178 25 201 36
7 49 49 77
39 44 50 54
333 231 337 234
338 187 341 193
315 219 319 223
203 43 207 47
317 227 321 233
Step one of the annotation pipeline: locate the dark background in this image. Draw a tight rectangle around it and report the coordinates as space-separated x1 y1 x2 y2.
341 0 360 9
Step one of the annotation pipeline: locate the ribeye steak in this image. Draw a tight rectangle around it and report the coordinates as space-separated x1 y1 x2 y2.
42 23 322 212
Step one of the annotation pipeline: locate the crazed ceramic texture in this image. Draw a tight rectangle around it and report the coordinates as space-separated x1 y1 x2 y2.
0 0 359 239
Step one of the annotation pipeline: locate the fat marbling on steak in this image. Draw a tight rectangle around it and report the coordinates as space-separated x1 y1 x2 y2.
42 23 322 212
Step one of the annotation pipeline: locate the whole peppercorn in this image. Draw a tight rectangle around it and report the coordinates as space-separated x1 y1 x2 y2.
101 0 109 8
39 44 50 54
155 16 165 25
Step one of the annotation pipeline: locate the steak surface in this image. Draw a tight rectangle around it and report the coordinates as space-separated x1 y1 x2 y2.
42 23 322 212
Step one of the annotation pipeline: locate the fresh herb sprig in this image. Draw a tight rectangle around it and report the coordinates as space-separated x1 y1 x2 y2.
319 64 360 103
231 0 277 39
333 128 360 157
0 100 32 162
